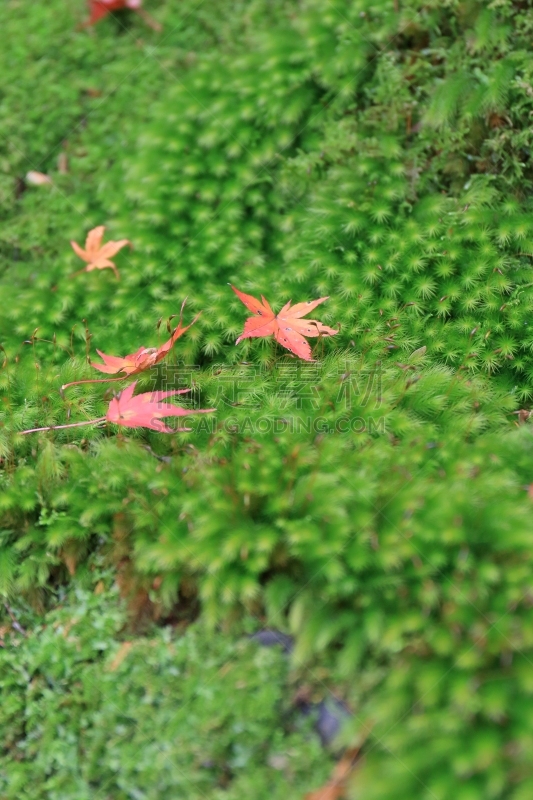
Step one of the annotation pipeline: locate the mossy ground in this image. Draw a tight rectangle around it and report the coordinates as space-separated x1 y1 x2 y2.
1 582 333 800
2 1 533 797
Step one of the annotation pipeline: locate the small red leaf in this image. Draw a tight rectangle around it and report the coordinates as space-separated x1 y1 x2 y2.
91 300 200 378
86 0 142 26
83 0 161 30
106 381 215 433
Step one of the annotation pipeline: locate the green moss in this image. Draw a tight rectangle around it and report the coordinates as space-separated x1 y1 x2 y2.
2 1 533 797
0 586 331 798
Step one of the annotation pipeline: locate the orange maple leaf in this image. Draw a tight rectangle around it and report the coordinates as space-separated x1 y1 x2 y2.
70 225 131 279
92 300 200 377
231 285 337 361
106 382 215 432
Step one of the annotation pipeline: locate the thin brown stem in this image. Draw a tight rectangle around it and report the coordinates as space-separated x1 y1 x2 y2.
21 417 106 435
61 375 126 395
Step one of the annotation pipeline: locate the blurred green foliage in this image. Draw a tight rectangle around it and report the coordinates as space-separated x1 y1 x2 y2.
2 0 533 797
0 585 330 798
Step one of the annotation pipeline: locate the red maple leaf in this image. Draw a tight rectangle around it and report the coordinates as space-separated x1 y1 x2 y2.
70 225 131 279
231 285 337 361
22 382 215 435
83 0 161 30
92 301 199 377
61 301 200 395
106 382 215 433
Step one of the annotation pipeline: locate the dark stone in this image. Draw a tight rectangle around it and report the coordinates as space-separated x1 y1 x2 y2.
249 629 294 653
315 698 351 746
249 630 351 748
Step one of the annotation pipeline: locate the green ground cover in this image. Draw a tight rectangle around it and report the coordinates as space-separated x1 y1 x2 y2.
0 584 331 800
2 0 533 797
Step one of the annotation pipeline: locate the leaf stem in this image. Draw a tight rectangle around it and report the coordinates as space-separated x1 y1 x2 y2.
61 375 126 395
20 417 106 435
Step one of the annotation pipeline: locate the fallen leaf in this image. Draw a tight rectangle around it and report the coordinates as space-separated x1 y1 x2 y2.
83 0 162 30
57 152 69 174
60 619 78 638
306 784 342 800
70 225 131 279
232 285 337 361
305 748 359 800
107 641 133 671
25 171 52 186
106 381 215 432
92 299 199 377
63 552 77 576
22 381 215 436
86 0 141 25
